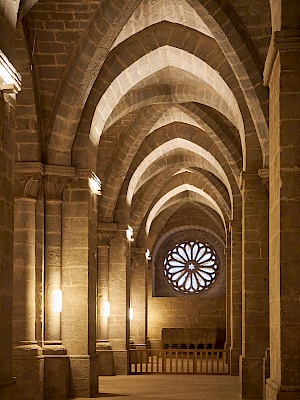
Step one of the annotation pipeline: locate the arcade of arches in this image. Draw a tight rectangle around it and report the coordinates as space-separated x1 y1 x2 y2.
0 0 299 399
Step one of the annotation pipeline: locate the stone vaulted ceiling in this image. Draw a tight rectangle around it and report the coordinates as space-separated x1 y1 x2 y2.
15 0 271 251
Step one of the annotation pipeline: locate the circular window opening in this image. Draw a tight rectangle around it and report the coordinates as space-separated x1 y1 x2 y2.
163 241 219 294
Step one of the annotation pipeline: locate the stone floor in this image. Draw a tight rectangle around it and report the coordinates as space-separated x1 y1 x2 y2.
74 375 240 399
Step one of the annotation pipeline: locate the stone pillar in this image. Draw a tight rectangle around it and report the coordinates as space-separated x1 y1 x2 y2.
0 53 21 399
96 224 117 376
13 162 44 400
265 30 300 400
225 236 232 358
230 220 242 376
108 226 131 374
43 165 74 399
131 247 148 344
61 169 101 398
239 171 269 400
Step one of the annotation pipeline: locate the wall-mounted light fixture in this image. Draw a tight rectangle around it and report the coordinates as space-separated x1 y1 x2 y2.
88 175 101 195
129 307 134 320
145 249 151 260
0 50 21 94
126 225 134 242
52 290 62 313
103 301 110 317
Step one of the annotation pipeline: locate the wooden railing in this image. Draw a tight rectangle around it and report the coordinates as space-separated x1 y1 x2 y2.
129 349 230 375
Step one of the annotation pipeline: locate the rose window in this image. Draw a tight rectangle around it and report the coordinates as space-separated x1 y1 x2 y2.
163 241 219 294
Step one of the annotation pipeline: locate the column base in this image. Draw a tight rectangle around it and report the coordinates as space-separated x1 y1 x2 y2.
113 350 129 375
69 354 99 398
0 378 16 400
230 347 241 376
13 344 44 400
96 341 115 376
239 355 264 399
266 379 300 400
43 344 69 399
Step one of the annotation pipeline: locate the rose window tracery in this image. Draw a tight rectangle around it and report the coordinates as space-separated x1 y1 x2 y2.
163 241 219 294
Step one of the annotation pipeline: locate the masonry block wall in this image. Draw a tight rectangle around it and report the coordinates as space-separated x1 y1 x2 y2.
0 1 19 61
147 294 226 345
0 89 17 399
1 1 300 400
0 2 19 396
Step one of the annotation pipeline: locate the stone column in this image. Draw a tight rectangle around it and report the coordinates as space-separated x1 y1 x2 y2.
230 220 242 376
108 225 132 374
96 224 117 376
13 162 44 400
61 169 101 398
225 236 232 359
0 54 21 399
43 165 74 399
265 30 300 400
239 171 269 400
131 247 148 344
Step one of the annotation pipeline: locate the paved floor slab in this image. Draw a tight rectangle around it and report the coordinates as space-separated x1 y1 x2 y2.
74 375 240 399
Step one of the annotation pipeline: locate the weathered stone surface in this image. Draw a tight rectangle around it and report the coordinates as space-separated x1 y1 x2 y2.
0 2 299 400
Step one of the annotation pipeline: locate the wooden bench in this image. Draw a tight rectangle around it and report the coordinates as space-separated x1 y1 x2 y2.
162 328 226 350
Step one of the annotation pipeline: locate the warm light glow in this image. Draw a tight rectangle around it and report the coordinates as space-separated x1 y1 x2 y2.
52 290 62 313
88 176 101 195
145 249 151 260
0 50 21 93
0 64 12 84
103 301 110 317
129 307 134 320
126 225 134 242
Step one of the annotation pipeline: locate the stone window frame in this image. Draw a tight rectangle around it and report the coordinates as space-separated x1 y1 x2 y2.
163 240 220 294
153 228 225 297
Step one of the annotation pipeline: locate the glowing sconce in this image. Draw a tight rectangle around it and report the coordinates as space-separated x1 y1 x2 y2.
145 249 151 260
129 307 134 320
52 290 62 313
88 176 102 195
126 225 134 242
103 301 111 318
0 50 21 94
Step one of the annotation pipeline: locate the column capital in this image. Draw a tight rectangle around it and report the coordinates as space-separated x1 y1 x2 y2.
75 169 101 195
258 168 269 189
44 164 75 201
117 224 135 243
131 247 151 261
230 219 242 228
239 170 262 190
274 30 300 50
44 164 75 177
14 162 43 198
131 247 147 254
264 29 300 86
98 223 118 246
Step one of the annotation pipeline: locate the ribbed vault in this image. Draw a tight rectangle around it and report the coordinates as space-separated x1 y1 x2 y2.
16 0 270 302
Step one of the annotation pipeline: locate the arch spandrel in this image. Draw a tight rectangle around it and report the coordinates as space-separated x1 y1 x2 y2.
46 0 145 165
111 0 213 49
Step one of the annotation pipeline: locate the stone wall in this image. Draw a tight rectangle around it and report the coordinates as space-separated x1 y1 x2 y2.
147 291 226 345
0 84 17 398
0 1 19 61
